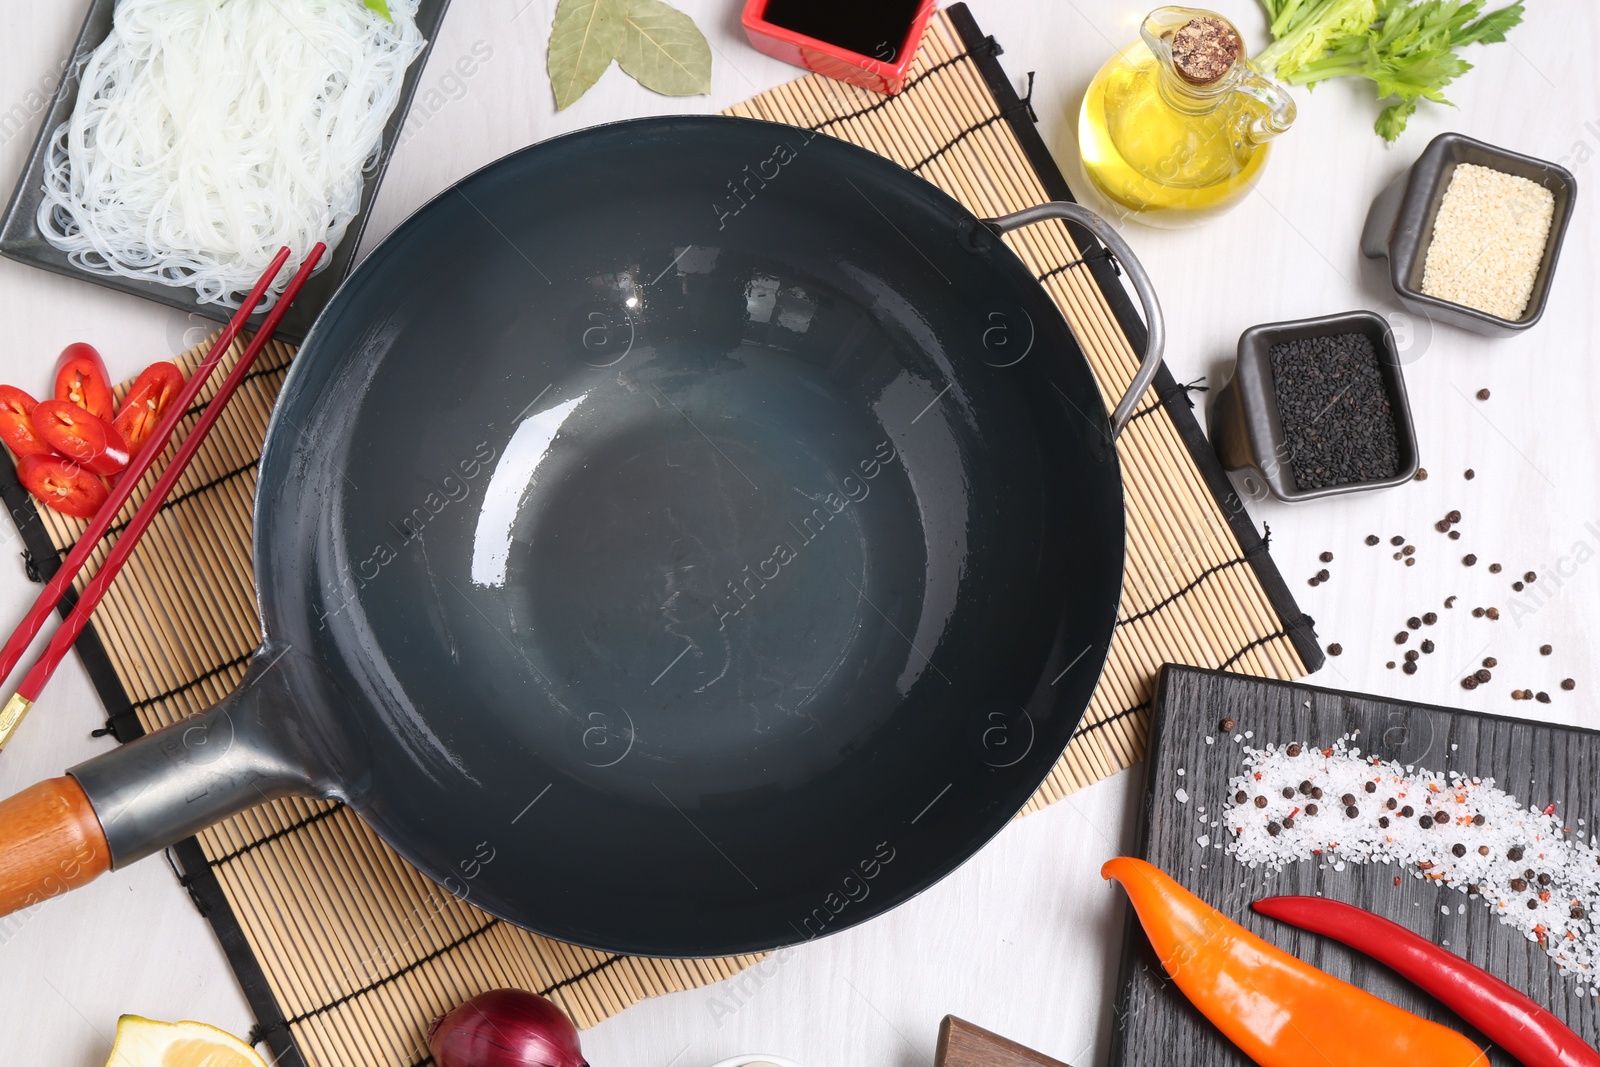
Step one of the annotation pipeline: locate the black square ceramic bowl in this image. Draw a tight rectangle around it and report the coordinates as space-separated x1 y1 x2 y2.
1361 132 1576 335
1209 310 1419 503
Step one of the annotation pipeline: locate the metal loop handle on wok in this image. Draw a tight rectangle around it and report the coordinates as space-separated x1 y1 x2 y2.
984 202 1166 441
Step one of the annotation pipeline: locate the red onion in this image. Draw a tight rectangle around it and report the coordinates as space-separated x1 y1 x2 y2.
428 989 589 1067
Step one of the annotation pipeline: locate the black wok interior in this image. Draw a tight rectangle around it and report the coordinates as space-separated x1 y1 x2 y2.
257 117 1125 956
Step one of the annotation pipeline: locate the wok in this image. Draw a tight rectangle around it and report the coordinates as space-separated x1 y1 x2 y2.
0 117 1162 957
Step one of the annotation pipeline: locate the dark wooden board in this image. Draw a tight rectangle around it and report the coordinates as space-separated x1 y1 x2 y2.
1109 664 1600 1066
936 1016 1073 1067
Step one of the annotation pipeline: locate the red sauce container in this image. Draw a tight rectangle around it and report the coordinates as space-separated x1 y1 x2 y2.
740 0 938 96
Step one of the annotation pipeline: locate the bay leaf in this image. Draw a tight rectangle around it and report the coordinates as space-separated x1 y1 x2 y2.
548 0 627 111
617 0 712 98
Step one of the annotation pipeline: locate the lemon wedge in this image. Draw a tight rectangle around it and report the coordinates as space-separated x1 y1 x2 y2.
104 1015 268 1067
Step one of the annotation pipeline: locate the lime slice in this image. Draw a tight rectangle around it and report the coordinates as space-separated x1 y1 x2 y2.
105 1015 267 1067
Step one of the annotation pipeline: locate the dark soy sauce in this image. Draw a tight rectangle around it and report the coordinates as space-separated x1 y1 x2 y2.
761 0 924 62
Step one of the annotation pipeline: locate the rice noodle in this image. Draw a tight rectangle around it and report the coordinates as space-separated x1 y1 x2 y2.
38 0 424 308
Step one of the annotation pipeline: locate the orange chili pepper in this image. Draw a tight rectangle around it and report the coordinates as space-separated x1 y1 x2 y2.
1103 858 1488 1067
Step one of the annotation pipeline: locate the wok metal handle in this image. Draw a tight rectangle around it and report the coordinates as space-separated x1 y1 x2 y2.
984 202 1165 441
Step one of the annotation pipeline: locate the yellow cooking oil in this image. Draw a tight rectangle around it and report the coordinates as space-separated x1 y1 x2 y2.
1077 8 1294 227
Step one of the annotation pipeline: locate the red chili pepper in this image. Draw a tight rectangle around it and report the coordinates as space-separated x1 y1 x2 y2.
1254 895 1600 1067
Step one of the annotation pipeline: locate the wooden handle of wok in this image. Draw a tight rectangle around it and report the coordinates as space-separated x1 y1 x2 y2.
0 776 111 918
935 1017 1072 1067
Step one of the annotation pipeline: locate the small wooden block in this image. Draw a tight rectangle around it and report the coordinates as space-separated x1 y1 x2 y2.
935 1016 1073 1067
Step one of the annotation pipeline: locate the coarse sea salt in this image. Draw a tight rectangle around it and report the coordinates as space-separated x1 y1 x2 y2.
1225 736 1600 983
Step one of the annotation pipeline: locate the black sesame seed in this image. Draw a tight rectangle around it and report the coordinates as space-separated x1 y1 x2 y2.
1269 334 1403 489
1453 844 1467 857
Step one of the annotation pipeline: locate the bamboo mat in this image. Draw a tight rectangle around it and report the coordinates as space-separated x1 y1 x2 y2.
0 7 1316 1066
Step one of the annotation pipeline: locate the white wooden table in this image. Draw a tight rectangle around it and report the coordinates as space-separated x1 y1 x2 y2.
0 2 1593 1064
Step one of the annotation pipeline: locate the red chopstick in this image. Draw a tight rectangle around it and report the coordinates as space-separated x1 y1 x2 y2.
0 244 325 749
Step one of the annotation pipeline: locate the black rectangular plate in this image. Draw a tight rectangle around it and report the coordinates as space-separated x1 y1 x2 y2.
1111 664 1600 1067
0 0 451 344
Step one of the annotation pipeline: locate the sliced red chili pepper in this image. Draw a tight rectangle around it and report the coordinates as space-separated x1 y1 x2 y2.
16 453 109 519
31 399 130 476
53 342 115 422
1255 895 1600 1067
112 361 187 455
0 385 53 459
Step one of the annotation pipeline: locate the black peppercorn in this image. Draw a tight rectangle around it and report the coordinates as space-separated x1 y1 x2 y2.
1402 545 1415 557
1513 581 1524 591
1538 873 1551 886
1402 660 1418 675
1463 554 1477 566
1435 811 1449 825
1311 787 1323 799
1235 790 1247 804
1447 510 1462 523
1479 845 1490 855
1467 884 1480 895
1421 639 1435 654
1464 469 1475 479
1391 535 1405 546
1386 798 1398 810
1540 644 1553 655
1299 780 1314 795
1484 657 1498 668
1287 743 1302 756
1405 558 1415 567
1511 878 1528 891
1525 571 1536 582
1537 691 1551 704
1508 846 1525 861
1525 868 1536 880
1422 612 1437 625
1267 822 1281 837
1346 805 1359 818
1418 815 1434 829
1528 899 1540 910
1282 816 1295 829
1400 806 1414 818
1477 388 1490 400
1328 642 1343 656
1449 530 1461 540
1574 907 1587 920
1407 616 1421 629
1320 551 1334 563
1462 676 1479 690
1283 787 1296 799
1415 468 1429 481
1341 793 1356 806
1452 844 1466 857
1395 631 1409 644
1378 816 1390 828
1563 678 1576 691
1476 668 1492 683
1364 781 1377 794
1305 803 1319 816
1255 796 1268 809
1405 650 1419 662
1489 563 1502 573
1219 717 1236 732
1366 534 1380 545
1472 814 1485 826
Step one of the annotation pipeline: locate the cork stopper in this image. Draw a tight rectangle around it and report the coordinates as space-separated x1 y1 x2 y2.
1168 16 1240 85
